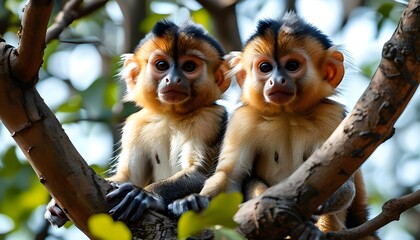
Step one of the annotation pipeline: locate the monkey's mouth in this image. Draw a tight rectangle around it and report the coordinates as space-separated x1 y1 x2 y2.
159 90 189 104
266 90 294 105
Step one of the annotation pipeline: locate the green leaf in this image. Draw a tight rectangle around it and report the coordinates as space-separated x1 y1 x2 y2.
57 95 82 113
214 226 245 240
104 80 119 108
178 192 243 240
88 213 132 240
1 146 21 177
43 40 60 70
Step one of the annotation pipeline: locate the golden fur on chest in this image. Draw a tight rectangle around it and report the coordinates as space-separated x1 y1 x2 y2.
116 105 225 186
219 100 344 189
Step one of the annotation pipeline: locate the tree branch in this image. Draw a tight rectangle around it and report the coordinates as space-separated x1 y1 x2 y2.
327 190 420 239
234 0 420 238
46 0 109 43
9 0 53 87
1 42 112 238
115 0 147 52
197 0 242 51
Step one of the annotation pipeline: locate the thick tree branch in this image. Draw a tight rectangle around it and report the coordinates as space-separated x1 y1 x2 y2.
9 0 53 86
1 41 112 238
327 190 420 239
46 0 109 43
115 0 147 52
234 0 420 239
197 0 242 51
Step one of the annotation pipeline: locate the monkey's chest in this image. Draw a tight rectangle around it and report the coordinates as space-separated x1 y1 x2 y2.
150 131 199 181
253 123 322 186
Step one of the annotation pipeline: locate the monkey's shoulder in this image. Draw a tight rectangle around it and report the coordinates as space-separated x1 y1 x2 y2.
124 105 227 143
229 101 344 137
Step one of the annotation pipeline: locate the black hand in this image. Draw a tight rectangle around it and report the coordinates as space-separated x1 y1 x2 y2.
290 221 325 240
106 183 166 222
44 198 69 227
168 194 210 218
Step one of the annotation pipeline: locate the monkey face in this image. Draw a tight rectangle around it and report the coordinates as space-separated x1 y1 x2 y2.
230 16 344 114
120 20 231 115
250 51 308 106
145 50 208 105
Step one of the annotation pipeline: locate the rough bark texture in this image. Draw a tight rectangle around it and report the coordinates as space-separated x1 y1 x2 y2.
0 41 113 238
10 0 53 86
234 1 420 239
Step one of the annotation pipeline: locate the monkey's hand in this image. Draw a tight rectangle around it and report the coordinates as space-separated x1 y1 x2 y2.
290 221 325 240
106 182 166 222
44 198 69 227
167 194 210 218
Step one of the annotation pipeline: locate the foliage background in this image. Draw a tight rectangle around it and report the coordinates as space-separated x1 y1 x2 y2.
0 0 419 239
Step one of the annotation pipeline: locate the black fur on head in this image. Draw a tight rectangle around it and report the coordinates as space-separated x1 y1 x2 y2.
246 12 333 50
136 19 226 57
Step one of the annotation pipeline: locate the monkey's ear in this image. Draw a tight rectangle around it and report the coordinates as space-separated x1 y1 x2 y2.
324 50 344 89
226 52 246 88
215 60 232 93
121 54 140 92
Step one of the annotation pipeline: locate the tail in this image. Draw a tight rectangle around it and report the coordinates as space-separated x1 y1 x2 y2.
346 169 380 239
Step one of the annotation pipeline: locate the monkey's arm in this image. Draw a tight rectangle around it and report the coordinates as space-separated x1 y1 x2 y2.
318 175 356 214
168 111 255 217
106 165 208 222
242 176 269 201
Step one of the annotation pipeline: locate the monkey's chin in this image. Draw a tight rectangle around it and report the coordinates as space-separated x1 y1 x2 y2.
266 91 294 105
159 91 189 104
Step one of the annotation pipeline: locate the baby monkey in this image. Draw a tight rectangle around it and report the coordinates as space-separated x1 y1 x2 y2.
170 13 376 239
45 19 231 225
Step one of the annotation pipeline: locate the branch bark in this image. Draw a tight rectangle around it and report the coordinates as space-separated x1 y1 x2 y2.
9 0 53 86
115 0 147 52
197 0 242 51
46 0 109 43
327 190 420 239
234 1 420 238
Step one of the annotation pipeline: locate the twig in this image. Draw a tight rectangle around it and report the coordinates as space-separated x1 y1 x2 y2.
46 0 108 43
327 190 420 239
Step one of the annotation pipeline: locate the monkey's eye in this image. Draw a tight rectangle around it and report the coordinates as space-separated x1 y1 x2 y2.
259 62 273 73
285 60 300 72
182 61 197 72
155 60 169 71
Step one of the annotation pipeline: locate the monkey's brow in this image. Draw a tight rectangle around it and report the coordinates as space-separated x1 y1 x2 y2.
184 49 208 61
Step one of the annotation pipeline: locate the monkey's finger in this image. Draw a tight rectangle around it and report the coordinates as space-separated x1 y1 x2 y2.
296 222 323 240
147 195 166 212
168 200 188 218
109 190 139 219
120 195 142 222
128 191 152 222
44 209 69 227
186 196 199 212
106 182 135 200
196 195 210 210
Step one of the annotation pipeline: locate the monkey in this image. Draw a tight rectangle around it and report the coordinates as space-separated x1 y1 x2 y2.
168 13 377 239
44 19 231 226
